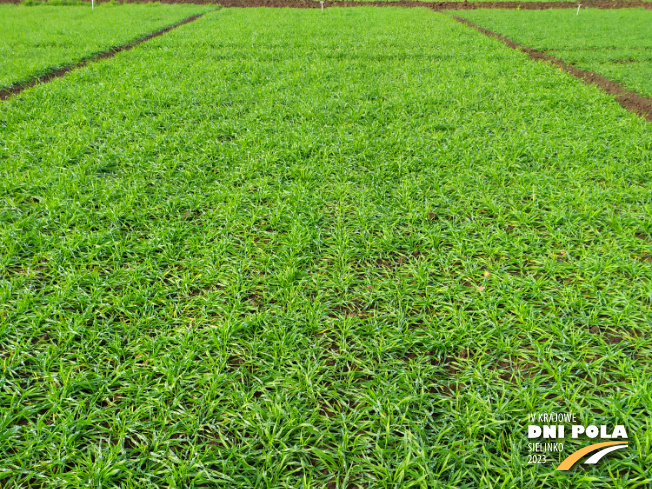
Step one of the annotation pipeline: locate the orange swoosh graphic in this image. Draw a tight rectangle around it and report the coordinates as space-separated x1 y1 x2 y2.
556 441 628 471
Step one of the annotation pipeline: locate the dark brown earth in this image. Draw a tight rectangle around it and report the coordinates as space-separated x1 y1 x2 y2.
0 13 208 100
452 16 652 121
2 0 652 9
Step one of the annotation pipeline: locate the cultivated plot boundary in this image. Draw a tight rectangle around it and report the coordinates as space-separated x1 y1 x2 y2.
0 11 210 100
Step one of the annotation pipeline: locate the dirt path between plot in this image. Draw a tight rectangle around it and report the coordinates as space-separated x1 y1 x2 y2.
452 16 652 121
0 12 208 101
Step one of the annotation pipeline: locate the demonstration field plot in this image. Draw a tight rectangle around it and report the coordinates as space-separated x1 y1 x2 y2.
1 7 651 487
0 3 209 90
456 8 652 97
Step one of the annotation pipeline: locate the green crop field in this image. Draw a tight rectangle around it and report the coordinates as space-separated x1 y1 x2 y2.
0 3 209 90
1 6 651 488
456 8 652 97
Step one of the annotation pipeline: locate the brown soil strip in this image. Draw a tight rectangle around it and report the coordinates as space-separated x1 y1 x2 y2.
452 16 652 121
0 12 208 101
2 0 651 9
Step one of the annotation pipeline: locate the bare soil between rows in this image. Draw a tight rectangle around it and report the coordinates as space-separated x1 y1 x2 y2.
452 16 652 121
2 0 651 9
0 13 208 100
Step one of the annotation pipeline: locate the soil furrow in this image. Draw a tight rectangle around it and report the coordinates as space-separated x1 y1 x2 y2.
452 15 652 121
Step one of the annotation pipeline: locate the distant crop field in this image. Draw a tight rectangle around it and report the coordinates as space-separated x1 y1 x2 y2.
456 8 652 97
0 3 209 90
1 6 651 488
